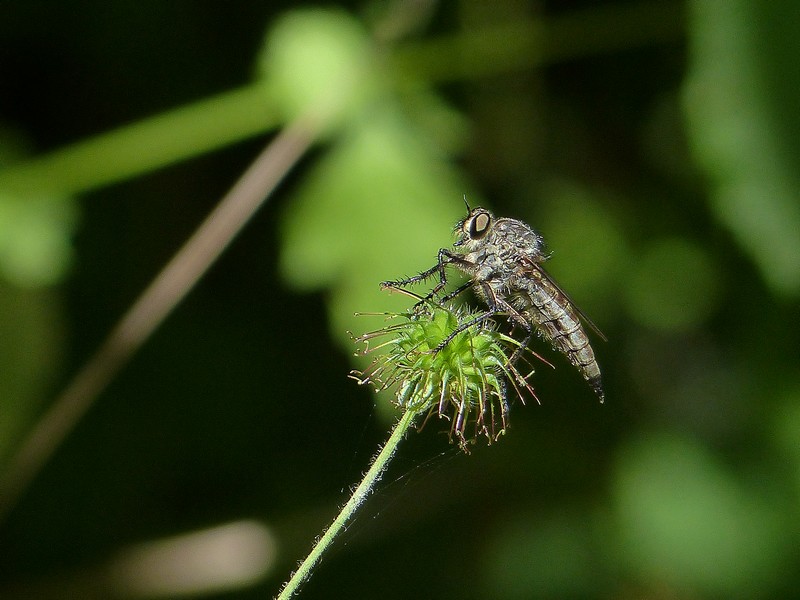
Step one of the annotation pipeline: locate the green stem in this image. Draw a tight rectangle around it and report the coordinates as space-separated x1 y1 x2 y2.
276 408 418 600
392 0 682 83
0 112 322 526
0 1 682 199
0 84 278 196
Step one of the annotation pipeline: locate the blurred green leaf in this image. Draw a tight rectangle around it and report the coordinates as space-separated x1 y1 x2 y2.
683 0 800 297
0 193 76 287
536 179 628 319
0 281 64 464
0 133 78 287
483 509 604 598
257 8 378 133
279 103 474 348
624 237 720 331
613 432 786 595
770 387 800 503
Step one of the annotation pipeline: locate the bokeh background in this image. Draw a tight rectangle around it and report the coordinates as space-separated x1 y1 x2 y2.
2 1 799 598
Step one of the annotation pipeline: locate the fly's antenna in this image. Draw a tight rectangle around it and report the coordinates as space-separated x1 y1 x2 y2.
462 194 471 214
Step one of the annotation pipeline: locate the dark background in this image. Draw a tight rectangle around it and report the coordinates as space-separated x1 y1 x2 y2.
2 1 799 598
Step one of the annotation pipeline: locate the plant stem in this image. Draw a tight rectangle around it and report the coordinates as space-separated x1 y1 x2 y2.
0 2 682 199
392 0 682 83
0 84 278 196
276 408 418 600
0 111 320 525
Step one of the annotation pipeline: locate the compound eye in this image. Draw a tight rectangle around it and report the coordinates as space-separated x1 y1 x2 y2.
469 210 491 239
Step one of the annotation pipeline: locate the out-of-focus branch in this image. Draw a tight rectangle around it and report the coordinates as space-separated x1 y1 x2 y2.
0 111 321 524
0 85 278 197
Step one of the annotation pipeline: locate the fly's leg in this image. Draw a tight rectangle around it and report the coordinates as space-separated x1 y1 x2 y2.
381 249 468 308
429 281 513 354
475 284 534 367
429 305 501 353
507 318 533 366
437 280 474 304
380 259 444 291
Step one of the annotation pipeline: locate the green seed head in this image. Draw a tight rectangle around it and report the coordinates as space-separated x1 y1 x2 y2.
350 300 536 449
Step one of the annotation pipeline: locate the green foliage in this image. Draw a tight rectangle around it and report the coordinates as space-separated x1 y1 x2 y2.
684 0 800 296
257 9 376 130
278 104 473 348
352 300 532 446
0 192 76 287
1 2 799 599
534 179 628 317
0 282 63 462
0 135 71 463
0 134 77 287
625 237 720 331
613 433 787 595
483 509 602 598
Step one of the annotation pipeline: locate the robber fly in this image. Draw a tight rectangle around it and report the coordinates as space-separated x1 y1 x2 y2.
382 202 606 402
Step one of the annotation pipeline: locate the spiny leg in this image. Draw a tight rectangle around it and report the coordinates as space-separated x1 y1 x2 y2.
429 305 502 354
508 319 534 366
428 280 515 355
437 279 474 305
381 248 470 307
380 258 445 290
477 284 534 367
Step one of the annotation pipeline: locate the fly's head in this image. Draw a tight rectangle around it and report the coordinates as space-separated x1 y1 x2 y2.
453 205 546 265
453 207 495 252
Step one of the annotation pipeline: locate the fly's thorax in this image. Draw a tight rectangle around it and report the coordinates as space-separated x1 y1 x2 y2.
457 245 507 283
491 219 546 262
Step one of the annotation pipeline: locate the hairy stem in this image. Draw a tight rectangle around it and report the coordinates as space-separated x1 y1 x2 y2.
276 408 417 600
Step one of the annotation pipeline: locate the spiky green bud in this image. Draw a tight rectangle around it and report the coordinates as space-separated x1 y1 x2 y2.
350 300 535 448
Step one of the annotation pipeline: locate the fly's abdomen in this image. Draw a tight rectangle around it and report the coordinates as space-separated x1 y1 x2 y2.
518 278 605 401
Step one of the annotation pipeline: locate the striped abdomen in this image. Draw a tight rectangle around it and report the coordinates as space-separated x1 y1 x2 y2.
515 273 604 402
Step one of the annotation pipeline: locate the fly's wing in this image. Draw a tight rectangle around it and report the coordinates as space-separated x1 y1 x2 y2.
519 256 608 342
